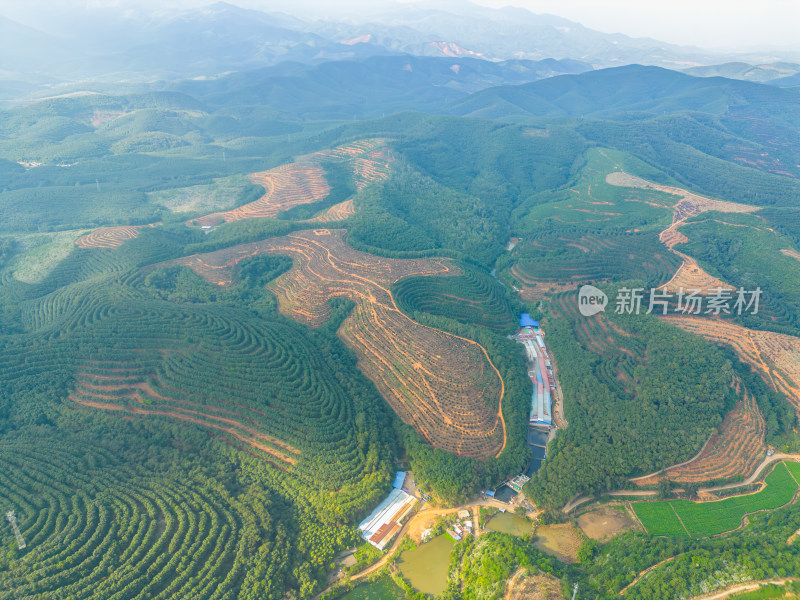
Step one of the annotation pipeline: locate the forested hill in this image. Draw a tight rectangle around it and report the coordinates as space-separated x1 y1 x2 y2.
2 53 800 599
448 64 800 120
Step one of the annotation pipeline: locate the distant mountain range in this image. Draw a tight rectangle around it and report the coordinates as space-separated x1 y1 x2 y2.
683 61 800 83
447 64 800 120
170 55 592 118
2 0 800 101
304 2 719 67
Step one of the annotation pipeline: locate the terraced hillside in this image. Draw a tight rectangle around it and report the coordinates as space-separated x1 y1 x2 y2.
549 291 644 397
504 149 681 297
605 171 760 222
70 357 301 468
663 315 800 415
0 241 399 599
75 225 143 249
550 289 771 487
308 199 356 223
393 263 517 332
0 434 297 600
526 277 765 508
632 376 766 485
660 255 733 295
158 229 506 458
19 275 388 492
189 139 391 227
605 170 759 294
511 232 678 289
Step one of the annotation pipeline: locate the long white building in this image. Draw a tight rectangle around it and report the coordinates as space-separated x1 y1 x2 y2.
358 488 417 550
515 327 552 428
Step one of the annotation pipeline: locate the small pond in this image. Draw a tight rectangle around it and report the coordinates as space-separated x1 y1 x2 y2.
397 535 454 596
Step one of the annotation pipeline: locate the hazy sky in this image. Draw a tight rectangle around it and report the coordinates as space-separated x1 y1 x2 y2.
2 0 799 52
482 0 800 51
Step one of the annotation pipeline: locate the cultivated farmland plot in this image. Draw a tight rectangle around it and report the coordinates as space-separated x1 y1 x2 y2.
633 461 800 538
629 502 690 538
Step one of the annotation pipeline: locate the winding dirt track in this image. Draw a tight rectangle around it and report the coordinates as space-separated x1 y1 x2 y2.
687 579 798 600
503 568 526 600
619 555 680 595
565 454 800 514
606 171 757 295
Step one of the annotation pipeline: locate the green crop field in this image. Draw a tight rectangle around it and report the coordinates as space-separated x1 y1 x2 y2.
633 462 800 538
628 500 690 538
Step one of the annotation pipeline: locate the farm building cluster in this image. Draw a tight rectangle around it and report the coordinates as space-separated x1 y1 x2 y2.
513 314 556 478
422 509 474 543
358 472 417 550
447 510 474 541
485 473 532 504
515 315 554 429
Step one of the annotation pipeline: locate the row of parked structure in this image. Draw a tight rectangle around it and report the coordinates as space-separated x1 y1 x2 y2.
515 314 554 429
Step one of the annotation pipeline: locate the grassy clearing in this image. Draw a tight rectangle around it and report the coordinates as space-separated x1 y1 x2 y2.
729 583 796 599
338 577 405 600
148 174 253 213
8 229 89 283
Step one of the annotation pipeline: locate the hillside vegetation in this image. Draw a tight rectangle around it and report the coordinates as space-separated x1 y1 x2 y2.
1 63 800 599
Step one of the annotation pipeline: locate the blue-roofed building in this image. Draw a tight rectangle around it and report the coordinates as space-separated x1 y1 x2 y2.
520 314 537 328
392 471 406 489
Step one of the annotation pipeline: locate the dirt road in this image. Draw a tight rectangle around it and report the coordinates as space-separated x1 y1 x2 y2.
698 453 799 493
687 579 797 600
324 497 509 592
564 454 800 513
503 568 525 600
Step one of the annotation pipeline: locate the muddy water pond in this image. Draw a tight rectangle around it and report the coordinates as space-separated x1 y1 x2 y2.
485 512 532 537
397 535 454 596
